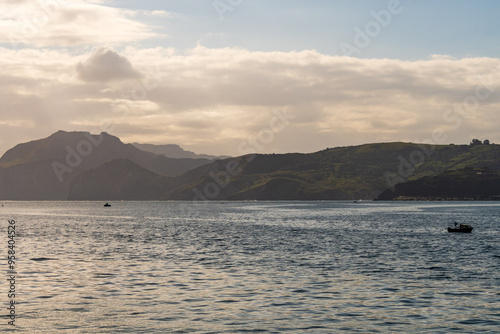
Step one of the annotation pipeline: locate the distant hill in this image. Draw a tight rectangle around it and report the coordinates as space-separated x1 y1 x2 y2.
0 131 210 200
132 143 230 160
377 167 500 200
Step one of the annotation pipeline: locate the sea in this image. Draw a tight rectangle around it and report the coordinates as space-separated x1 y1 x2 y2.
0 201 499 333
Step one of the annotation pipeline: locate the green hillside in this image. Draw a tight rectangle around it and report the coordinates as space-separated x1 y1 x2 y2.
168 142 500 200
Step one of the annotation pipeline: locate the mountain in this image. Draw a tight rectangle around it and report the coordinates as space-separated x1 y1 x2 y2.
3 132 500 201
132 143 230 160
0 131 210 200
377 167 500 200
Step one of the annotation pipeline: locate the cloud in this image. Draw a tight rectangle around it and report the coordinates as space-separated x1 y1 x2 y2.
76 48 142 82
143 10 177 18
0 45 500 156
0 0 162 47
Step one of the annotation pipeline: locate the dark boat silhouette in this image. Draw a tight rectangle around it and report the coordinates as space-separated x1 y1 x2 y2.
104 203 111 207
448 223 473 233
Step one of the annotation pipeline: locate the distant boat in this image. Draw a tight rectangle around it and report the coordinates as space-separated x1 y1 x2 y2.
104 203 111 207
448 223 473 233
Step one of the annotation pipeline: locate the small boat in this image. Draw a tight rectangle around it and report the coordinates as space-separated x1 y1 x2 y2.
104 203 111 207
448 223 473 233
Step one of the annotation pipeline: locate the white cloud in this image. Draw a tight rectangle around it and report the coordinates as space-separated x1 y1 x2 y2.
0 0 162 47
0 45 500 156
144 10 177 18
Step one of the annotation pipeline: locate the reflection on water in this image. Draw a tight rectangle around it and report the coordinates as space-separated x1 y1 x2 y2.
1 201 499 333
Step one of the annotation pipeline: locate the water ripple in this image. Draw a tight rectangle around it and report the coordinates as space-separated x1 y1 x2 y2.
1 201 499 332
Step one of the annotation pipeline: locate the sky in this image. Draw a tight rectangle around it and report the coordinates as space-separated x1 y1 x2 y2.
1 0 500 156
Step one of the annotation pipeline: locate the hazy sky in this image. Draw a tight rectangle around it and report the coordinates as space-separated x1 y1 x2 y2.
1 0 500 156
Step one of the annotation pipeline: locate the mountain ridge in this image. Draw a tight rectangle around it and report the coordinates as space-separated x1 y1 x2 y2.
2 131 500 200
165 142 500 200
132 142 230 160
0 131 211 200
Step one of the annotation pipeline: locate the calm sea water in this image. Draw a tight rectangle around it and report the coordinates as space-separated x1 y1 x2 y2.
1 201 499 333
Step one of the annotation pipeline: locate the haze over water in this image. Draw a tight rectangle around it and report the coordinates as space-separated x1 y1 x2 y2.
2 201 499 333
